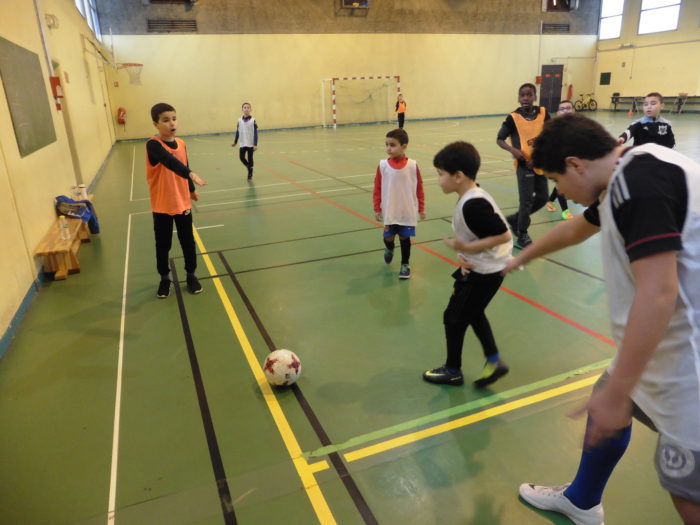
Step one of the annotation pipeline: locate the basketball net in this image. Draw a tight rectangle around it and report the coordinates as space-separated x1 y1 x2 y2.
117 63 143 85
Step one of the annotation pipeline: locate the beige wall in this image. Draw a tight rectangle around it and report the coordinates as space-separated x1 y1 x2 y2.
0 0 114 340
106 33 597 139
595 0 700 104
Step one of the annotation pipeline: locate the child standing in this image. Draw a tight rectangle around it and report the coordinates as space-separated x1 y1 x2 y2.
497 83 551 247
373 128 425 279
423 141 512 387
147 102 207 298
616 92 675 148
395 93 407 129
505 114 700 525
546 99 575 220
232 102 258 180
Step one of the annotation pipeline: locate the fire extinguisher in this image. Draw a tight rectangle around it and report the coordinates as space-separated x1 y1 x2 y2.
117 107 126 125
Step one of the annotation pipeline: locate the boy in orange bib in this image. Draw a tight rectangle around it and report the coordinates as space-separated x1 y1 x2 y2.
147 103 207 298
496 83 551 247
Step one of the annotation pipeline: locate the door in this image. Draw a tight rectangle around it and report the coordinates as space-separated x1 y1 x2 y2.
540 65 564 114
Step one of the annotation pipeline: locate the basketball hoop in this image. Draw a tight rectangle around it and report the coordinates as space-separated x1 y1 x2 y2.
117 63 143 85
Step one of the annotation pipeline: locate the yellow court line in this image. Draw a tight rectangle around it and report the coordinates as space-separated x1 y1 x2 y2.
192 229 336 525
344 375 599 463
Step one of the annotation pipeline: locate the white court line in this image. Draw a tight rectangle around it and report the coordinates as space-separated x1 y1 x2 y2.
107 214 132 524
129 145 136 202
197 186 364 208
195 224 224 230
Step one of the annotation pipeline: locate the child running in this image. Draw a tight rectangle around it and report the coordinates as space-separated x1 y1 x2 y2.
423 141 512 387
373 128 425 279
232 102 259 180
497 83 551 247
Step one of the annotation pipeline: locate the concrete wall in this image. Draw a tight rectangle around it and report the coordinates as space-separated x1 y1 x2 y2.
96 0 600 35
0 0 115 352
594 0 700 105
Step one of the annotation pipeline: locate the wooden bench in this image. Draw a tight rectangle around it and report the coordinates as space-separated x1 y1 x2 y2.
35 217 91 280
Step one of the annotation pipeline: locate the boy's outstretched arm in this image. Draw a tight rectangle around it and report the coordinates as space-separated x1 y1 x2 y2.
503 212 599 273
444 231 511 255
576 250 678 447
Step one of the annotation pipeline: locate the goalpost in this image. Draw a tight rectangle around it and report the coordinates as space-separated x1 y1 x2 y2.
322 75 401 128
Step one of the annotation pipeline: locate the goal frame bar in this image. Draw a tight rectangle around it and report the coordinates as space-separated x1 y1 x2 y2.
322 75 401 128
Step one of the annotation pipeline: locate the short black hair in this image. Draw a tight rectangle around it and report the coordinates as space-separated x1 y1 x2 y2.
433 141 481 180
559 99 573 106
151 102 175 122
386 128 409 145
519 83 537 95
532 114 617 174
645 92 663 104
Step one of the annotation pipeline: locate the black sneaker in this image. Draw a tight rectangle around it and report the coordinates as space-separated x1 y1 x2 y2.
157 278 171 299
422 366 464 385
516 232 533 248
186 274 203 294
473 359 509 388
383 247 394 264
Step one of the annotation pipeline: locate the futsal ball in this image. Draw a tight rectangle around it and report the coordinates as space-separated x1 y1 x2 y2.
263 349 302 386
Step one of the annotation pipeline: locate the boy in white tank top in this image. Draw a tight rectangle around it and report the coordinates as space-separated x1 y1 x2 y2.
373 128 425 279
422 141 513 387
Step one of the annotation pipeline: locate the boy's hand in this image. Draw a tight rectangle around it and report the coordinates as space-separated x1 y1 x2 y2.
419 211 426 221
526 158 535 170
231 142 237 147
512 149 526 162
374 211 382 222
457 253 474 276
570 387 633 448
190 172 207 186
443 237 460 251
253 146 258 151
616 137 625 144
502 256 526 275
190 191 199 202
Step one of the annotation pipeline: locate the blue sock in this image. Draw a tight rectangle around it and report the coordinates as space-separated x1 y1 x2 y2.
486 353 500 363
564 419 631 509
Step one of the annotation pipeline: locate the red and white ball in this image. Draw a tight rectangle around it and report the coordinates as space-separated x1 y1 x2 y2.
263 349 302 386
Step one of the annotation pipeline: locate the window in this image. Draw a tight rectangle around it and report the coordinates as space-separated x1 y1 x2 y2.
74 0 101 39
638 0 680 34
599 0 624 40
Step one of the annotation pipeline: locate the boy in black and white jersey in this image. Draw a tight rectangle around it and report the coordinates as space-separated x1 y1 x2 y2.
617 92 675 149
504 114 700 525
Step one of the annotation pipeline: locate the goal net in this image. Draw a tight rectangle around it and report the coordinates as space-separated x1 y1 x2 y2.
323 76 400 128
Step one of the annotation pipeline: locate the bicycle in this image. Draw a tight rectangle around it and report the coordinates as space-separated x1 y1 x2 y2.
574 92 598 112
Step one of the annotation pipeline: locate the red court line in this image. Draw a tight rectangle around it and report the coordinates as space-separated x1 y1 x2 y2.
260 161 616 348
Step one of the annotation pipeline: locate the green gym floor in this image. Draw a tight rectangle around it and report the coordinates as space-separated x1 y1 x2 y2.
2 112 699 525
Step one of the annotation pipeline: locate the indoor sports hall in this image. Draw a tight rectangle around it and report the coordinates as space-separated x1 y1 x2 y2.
2 2 700 524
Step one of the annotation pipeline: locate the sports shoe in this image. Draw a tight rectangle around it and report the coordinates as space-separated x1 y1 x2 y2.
398 264 411 279
516 232 533 248
157 278 171 299
423 366 464 385
473 359 509 388
562 209 573 220
546 202 557 212
519 483 604 525
384 247 394 264
186 274 203 294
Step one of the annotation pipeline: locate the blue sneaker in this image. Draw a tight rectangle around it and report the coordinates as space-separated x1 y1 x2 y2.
384 247 394 264
423 366 464 385
399 264 411 279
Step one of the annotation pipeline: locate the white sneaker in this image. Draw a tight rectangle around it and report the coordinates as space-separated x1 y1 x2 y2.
519 483 604 525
